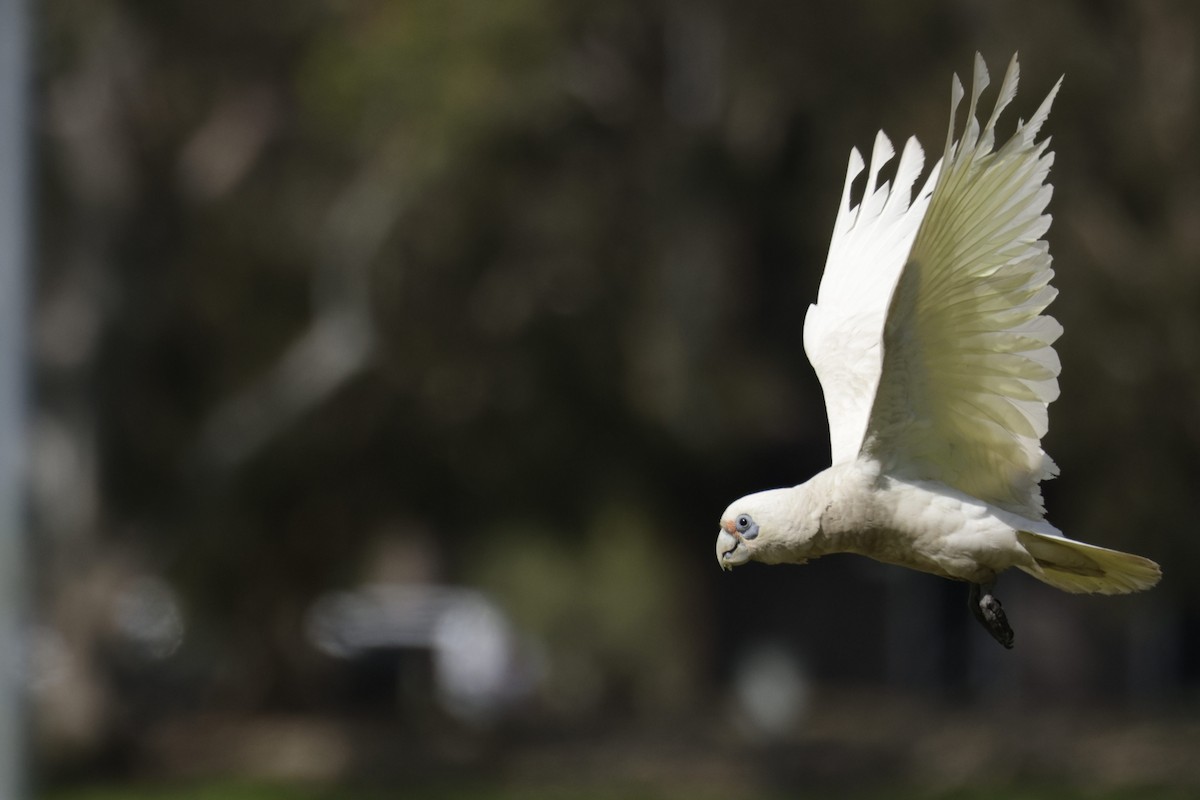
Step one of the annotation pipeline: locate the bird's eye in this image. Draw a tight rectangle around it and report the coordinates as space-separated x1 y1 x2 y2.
734 514 759 539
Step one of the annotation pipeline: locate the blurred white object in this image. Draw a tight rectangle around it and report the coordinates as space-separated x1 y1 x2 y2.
305 584 538 725
111 575 185 661
732 641 809 738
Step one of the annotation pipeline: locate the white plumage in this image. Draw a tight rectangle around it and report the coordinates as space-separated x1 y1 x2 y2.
715 54 1160 648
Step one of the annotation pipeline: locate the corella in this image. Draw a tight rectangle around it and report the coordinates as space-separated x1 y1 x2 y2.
716 54 1161 648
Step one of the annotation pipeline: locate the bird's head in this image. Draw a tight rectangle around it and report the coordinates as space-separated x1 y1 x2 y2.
716 486 818 570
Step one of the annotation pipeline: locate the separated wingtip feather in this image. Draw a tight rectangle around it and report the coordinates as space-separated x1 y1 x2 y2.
981 55 1021 151
847 145 865 177
960 55 991 152
865 131 895 199
944 73 965 160
973 52 990 89
835 147 867 229
1022 76 1063 142
882 136 926 215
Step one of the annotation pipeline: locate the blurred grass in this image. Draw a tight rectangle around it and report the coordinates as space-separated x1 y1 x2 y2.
42 784 362 800
40 780 1200 800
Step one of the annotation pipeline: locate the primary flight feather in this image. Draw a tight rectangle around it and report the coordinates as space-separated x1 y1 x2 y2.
716 54 1161 648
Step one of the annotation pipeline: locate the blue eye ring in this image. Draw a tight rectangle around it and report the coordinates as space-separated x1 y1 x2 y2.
736 514 758 539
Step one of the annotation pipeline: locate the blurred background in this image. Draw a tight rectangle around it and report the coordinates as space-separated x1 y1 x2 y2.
11 0 1200 797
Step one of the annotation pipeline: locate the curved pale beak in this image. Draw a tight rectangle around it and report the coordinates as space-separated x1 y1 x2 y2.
717 525 750 570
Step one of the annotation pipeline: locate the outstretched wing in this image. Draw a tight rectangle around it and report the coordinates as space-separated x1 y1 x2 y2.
803 130 940 465
864 54 1063 519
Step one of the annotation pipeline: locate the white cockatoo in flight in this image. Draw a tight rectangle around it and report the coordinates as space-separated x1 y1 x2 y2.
715 54 1161 648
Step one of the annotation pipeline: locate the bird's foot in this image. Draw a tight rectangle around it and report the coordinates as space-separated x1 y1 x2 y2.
969 582 1014 649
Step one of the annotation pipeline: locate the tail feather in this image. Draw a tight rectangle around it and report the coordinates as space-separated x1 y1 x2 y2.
1016 530 1161 594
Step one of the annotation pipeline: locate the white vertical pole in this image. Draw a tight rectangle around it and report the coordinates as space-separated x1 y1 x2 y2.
0 0 30 796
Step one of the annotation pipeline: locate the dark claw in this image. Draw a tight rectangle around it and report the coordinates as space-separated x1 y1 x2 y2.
969 582 1015 649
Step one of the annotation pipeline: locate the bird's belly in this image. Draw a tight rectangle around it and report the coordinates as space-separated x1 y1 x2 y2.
847 526 1002 583
824 472 1034 583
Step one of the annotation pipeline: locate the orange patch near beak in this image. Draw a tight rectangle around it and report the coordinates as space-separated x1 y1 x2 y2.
721 519 737 535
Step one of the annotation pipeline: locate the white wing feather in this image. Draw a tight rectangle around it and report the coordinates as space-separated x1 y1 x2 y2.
864 53 1064 518
803 132 939 464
